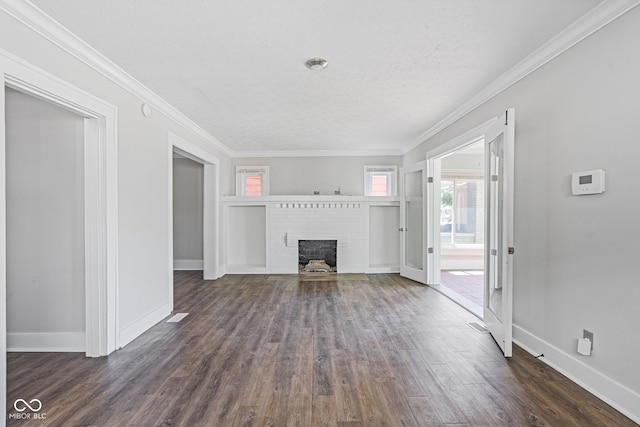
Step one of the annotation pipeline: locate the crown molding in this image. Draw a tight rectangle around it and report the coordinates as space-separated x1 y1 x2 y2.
0 0 400 159
230 148 404 158
0 0 234 157
4 0 637 159
403 0 640 155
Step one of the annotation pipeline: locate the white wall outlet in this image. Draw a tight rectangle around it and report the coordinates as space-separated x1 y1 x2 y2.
583 329 594 350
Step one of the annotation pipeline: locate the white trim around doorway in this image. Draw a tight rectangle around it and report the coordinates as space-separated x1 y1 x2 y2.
0 47 119 419
168 132 221 284
425 118 493 318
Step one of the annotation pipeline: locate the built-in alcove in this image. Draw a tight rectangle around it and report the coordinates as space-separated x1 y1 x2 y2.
225 204 267 272
368 205 400 271
298 240 337 272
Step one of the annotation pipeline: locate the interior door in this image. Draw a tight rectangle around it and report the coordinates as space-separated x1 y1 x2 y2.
400 161 427 284
484 108 515 357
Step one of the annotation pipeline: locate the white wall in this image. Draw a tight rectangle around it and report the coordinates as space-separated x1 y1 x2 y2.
440 152 483 172
5 88 85 351
230 156 401 196
173 157 204 269
0 9 231 349
404 6 640 420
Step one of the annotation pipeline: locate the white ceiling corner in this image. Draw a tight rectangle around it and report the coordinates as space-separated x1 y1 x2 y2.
0 0 234 158
10 0 636 157
405 0 640 154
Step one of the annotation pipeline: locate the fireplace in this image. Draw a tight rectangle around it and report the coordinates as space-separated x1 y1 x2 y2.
298 240 337 273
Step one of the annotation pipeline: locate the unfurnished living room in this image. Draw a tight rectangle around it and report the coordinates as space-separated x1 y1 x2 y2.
1 0 640 426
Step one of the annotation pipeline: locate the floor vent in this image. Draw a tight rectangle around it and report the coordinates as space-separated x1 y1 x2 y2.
466 321 489 333
167 313 189 323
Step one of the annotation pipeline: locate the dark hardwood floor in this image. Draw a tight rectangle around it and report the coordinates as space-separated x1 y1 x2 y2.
7 272 637 426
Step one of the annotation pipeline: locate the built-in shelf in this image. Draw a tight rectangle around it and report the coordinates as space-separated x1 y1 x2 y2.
369 205 400 271
225 205 268 272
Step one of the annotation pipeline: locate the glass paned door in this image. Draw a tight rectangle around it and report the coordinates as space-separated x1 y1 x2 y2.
484 109 515 357
400 161 427 284
487 134 504 319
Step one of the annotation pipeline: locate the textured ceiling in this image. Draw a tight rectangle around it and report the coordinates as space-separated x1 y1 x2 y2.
31 0 602 154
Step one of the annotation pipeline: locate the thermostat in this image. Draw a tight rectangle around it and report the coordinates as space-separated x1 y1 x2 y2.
572 169 605 195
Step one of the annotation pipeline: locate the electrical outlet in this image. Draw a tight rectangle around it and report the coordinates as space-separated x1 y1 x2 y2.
583 329 594 350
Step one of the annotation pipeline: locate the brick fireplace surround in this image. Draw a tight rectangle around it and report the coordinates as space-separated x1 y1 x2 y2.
223 196 400 274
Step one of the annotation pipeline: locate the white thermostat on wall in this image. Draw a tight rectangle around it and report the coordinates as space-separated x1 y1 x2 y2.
571 169 605 195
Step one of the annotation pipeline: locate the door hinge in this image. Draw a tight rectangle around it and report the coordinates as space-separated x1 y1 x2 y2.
427 247 434 254
427 177 434 183
508 247 515 255
491 174 499 182
399 228 405 232
491 249 498 256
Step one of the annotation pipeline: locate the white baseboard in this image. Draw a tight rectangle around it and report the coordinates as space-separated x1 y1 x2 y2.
513 324 640 424
173 259 204 270
7 332 85 352
366 265 400 274
118 302 172 348
224 264 269 274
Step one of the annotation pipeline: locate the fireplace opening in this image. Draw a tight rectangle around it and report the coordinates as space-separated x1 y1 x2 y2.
298 240 337 273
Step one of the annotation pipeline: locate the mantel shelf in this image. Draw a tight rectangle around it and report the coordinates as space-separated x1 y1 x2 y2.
222 195 399 203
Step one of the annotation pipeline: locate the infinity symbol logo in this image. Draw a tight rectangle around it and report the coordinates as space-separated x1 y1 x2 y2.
14 398 42 412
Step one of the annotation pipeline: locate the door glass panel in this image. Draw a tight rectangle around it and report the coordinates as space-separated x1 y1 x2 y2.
487 133 504 321
440 180 454 245
404 169 423 270
453 180 483 245
440 179 484 246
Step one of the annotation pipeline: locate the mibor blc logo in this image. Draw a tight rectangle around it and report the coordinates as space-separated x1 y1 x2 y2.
9 398 46 420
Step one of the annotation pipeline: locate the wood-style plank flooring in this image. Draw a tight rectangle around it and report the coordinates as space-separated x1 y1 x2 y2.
7 272 637 426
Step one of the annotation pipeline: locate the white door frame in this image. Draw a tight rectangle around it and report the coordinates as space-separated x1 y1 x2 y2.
0 49 119 413
168 132 221 285
400 160 428 284
426 119 493 287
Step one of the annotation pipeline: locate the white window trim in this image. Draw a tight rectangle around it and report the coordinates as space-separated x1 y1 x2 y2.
364 165 397 196
235 166 270 196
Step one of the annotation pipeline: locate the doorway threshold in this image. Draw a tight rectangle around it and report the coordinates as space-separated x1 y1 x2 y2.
429 283 483 318
167 313 189 323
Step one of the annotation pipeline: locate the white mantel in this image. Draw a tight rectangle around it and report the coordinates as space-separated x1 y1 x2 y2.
222 195 399 203
222 195 400 274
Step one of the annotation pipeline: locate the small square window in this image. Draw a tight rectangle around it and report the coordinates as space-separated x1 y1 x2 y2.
364 166 397 196
371 175 389 196
236 166 269 196
244 176 263 196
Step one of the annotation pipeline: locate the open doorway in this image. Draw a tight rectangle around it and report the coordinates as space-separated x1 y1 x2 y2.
168 132 220 308
2 54 118 419
172 153 204 274
5 87 87 352
432 140 485 317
